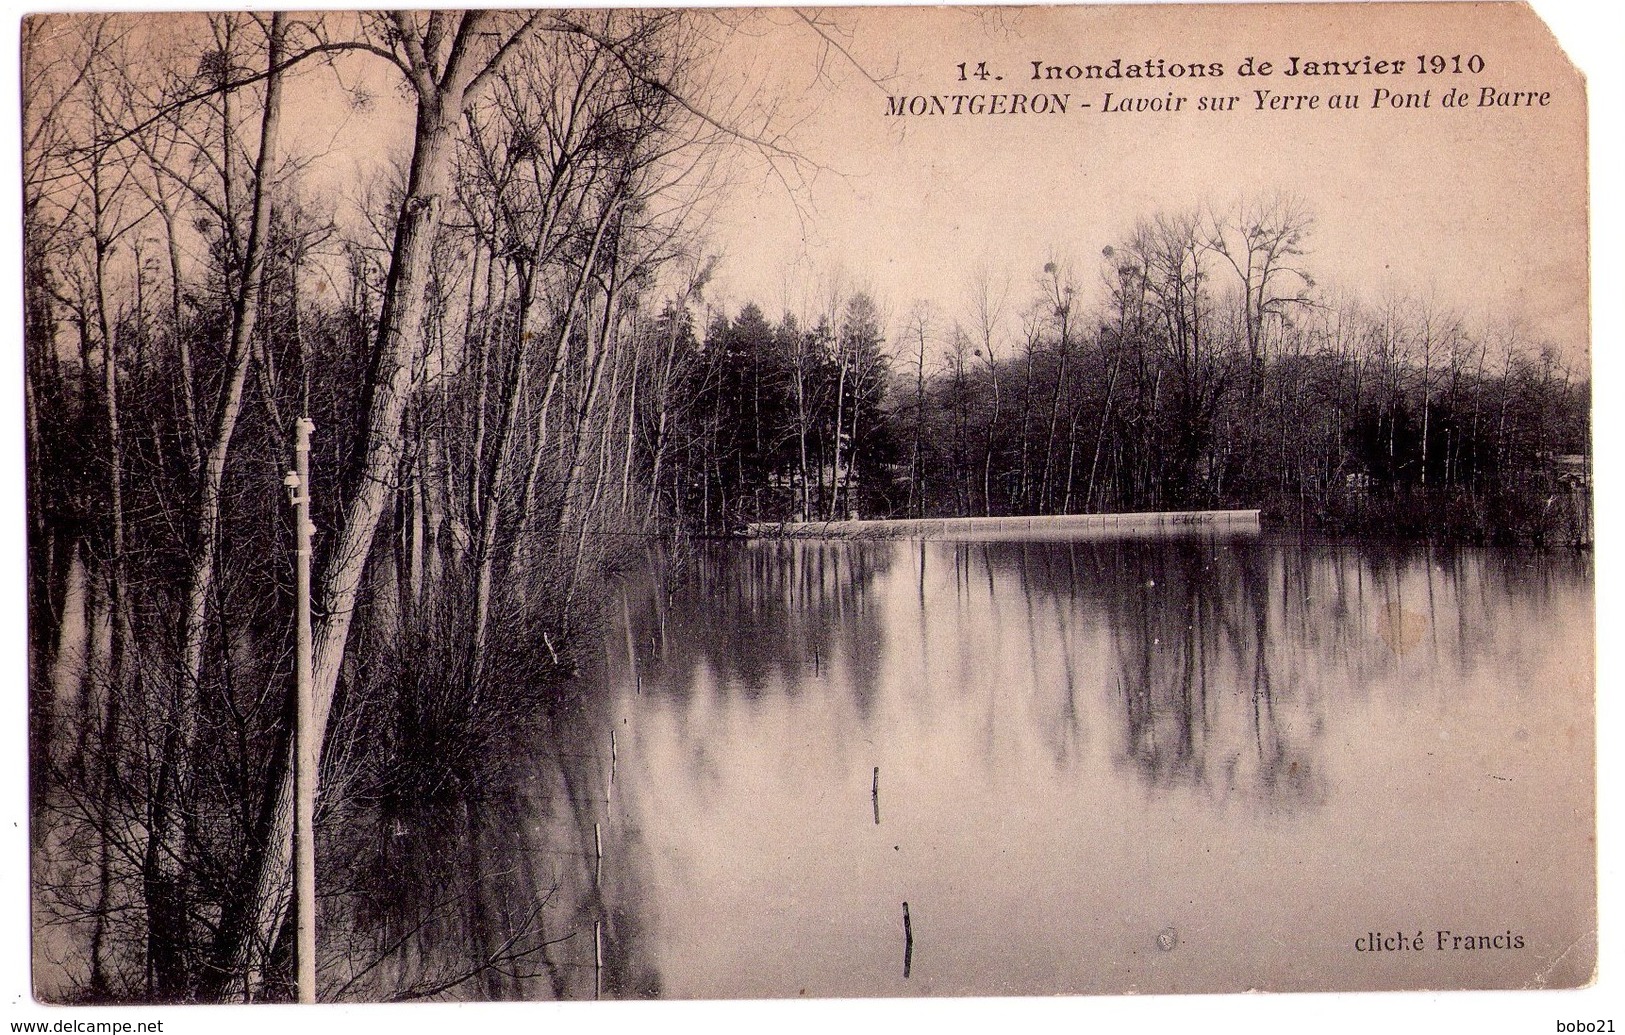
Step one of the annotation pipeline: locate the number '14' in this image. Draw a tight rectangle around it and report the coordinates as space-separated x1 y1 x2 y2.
957 61 992 81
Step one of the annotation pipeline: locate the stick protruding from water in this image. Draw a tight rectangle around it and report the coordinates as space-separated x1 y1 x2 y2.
902 901 914 978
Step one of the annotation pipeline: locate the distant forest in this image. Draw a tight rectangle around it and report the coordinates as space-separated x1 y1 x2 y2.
669 200 1591 546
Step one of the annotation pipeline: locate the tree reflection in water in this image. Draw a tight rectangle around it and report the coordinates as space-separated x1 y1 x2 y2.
612 536 1588 816
317 535 1588 1000
622 536 1337 811
623 540 893 715
591 535 1590 997
324 682 659 1001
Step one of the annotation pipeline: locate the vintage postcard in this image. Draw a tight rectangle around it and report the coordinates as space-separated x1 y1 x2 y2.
16 0 1598 1016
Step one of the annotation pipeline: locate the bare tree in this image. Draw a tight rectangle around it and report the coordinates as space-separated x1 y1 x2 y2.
142 15 287 997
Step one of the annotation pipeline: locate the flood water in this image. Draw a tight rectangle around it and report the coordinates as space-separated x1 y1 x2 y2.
282 534 1594 1001
566 535 1594 998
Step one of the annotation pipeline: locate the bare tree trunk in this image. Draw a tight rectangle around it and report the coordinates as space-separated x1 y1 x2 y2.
909 318 927 517
466 263 539 687
1042 340 1070 513
829 344 850 520
1060 410 1080 515
152 190 199 468
87 684 121 998
466 245 497 534
981 362 1000 517
213 26 488 992
146 14 286 1000
1015 339 1037 512
793 360 812 521
1085 353 1121 512
558 279 618 537
619 331 640 520
1417 314 1435 490
507 202 617 582
644 336 679 528
846 363 864 519
565 318 626 618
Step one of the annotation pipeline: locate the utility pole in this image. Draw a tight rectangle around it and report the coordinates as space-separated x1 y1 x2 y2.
284 416 317 1002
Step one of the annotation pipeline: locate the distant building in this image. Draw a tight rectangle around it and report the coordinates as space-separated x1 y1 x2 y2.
1553 454 1591 489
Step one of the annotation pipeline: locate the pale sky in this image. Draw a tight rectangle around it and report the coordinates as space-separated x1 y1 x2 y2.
124 3 1590 368
689 3 1591 363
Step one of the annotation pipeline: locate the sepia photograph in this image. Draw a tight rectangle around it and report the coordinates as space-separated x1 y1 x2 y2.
9 0 1614 1025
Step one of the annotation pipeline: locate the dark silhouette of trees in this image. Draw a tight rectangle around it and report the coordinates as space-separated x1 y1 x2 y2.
671 201 1586 546
25 9 796 1003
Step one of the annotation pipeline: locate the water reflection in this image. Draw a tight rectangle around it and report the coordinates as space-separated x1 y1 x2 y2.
627 541 892 712
327 684 659 1001
622 537 1337 812
595 536 1592 997
332 538 1592 999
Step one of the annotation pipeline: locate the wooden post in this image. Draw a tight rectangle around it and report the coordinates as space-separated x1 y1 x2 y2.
594 919 603 999
902 901 913 978
289 416 317 1003
872 766 880 825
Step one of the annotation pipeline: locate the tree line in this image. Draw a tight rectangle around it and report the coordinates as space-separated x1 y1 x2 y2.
24 10 775 1002
667 198 1590 545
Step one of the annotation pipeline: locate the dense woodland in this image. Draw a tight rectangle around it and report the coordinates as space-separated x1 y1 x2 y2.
23 10 763 1002
22 9 1589 1005
682 217 1590 543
